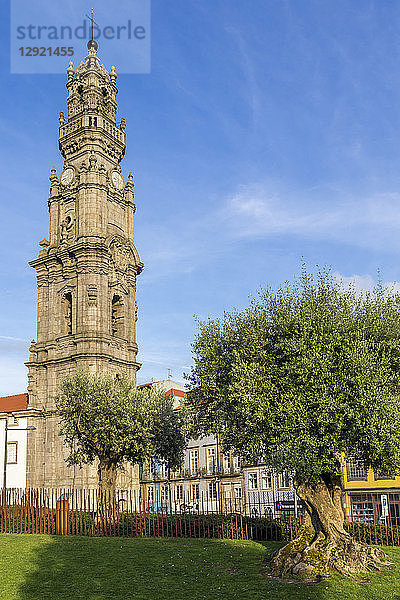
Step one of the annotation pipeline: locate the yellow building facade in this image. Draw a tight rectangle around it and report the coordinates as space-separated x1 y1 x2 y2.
343 458 400 524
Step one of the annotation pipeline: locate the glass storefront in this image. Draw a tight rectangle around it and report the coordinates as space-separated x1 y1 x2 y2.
349 492 400 525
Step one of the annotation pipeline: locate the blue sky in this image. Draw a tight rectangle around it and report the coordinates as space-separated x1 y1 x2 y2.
2 0 400 394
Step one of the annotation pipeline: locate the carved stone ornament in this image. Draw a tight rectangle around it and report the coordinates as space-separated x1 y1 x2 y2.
111 170 124 190
109 237 133 272
60 214 74 244
60 167 74 186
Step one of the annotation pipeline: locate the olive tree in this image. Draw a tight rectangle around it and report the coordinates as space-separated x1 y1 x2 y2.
56 371 186 496
184 268 400 579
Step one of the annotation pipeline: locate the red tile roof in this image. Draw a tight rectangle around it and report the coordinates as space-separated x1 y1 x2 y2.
0 393 29 413
137 383 187 398
166 388 186 398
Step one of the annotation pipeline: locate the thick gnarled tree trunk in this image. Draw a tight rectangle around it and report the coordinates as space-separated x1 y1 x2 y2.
98 458 118 522
270 474 391 580
98 458 118 496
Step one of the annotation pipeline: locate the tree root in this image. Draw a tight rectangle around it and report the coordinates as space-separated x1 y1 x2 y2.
268 526 392 581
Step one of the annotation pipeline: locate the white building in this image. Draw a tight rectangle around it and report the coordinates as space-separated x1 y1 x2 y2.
243 464 299 518
0 393 42 489
139 381 243 513
138 380 304 517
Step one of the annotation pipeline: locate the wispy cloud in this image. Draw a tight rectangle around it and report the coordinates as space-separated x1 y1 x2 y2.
0 336 29 355
135 178 400 289
334 272 400 295
224 25 262 133
222 182 400 252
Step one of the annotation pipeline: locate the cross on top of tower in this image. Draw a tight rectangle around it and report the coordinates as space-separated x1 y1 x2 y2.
85 8 98 54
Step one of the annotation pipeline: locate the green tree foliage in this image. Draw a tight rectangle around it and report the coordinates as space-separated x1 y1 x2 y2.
186 267 400 481
56 371 186 492
184 267 400 576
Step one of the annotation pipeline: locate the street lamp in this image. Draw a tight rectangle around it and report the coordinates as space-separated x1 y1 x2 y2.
1 417 36 489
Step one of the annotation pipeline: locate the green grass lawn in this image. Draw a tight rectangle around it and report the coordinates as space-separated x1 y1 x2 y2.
1 535 400 600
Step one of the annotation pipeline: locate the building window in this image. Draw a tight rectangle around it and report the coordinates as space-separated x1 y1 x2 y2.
144 461 154 478
223 453 231 471
233 456 241 470
374 472 396 481
206 447 216 474
189 449 199 474
234 486 242 500
264 506 273 517
8 416 18 427
347 459 368 481
161 485 169 503
147 486 154 503
279 471 291 489
158 463 168 479
175 485 183 501
261 470 273 489
349 496 375 522
172 464 183 478
6 442 17 464
191 484 200 501
111 294 124 337
248 472 258 490
223 486 231 499
62 292 72 335
208 482 217 500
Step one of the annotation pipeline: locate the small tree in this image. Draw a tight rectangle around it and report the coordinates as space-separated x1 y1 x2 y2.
184 267 400 579
56 371 186 496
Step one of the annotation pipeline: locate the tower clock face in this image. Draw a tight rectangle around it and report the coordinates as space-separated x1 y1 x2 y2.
60 168 74 186
111 171 124 190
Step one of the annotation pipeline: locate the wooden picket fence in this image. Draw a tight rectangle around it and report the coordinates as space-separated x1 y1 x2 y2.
0 488 301 541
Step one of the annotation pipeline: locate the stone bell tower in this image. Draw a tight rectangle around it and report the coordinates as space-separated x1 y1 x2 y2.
26 41 143 488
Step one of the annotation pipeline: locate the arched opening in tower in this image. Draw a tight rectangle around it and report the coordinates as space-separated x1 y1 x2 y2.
62 292 73 335
111 294 124 337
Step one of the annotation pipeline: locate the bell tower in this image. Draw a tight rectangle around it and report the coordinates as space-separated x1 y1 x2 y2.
26 41 143 487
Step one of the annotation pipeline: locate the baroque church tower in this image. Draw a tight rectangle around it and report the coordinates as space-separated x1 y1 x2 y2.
26 41 143 487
